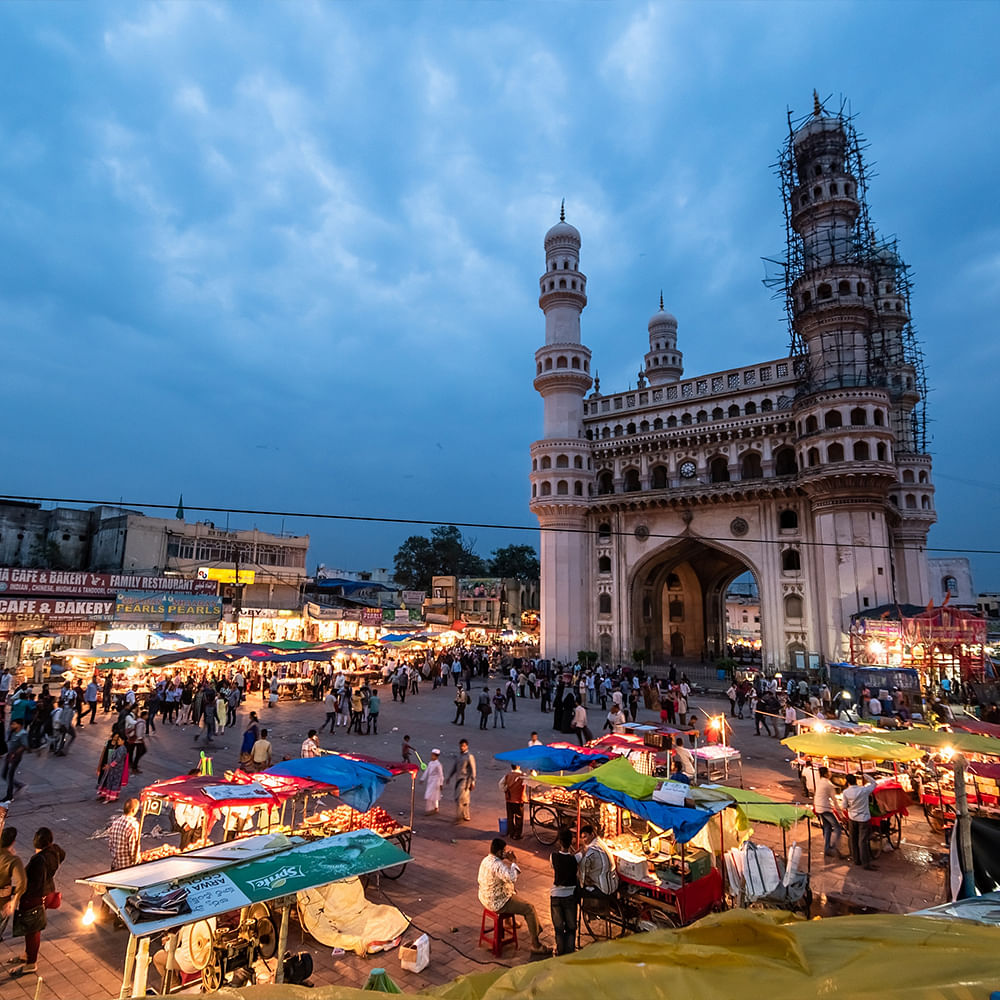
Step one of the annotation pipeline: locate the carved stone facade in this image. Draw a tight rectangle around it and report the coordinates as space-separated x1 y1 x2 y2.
529 103 936 670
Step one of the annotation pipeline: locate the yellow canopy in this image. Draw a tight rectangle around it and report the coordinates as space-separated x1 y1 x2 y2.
534 755 659 799
872 726 1000 758
782 731 923 762
221 910 1000 999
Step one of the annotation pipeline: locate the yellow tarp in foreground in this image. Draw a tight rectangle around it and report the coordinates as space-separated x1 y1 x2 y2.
782 731 924 762
221 910 1000 999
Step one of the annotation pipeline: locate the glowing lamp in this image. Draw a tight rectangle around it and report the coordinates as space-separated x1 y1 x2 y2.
812 722 828 733
82 900 96 926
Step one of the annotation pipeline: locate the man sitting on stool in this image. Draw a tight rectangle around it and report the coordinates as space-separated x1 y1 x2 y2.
477 838 549 956
577 824 619 903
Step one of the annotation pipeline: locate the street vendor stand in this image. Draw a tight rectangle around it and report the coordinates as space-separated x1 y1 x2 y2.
692 745 743 786
782 731 921 855
534 757 720 932
79 829 410 995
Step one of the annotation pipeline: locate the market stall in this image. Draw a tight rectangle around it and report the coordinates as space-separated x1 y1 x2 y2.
535 758 721 930
80 829 411 994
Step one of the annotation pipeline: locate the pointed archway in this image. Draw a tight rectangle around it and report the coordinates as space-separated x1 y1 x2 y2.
630 537 760 665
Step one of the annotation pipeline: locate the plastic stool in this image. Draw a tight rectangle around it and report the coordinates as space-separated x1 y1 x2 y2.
479 907 518 957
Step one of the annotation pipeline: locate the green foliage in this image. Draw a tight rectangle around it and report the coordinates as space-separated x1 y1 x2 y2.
392 525 487 591
577 650 599 667
488 544 539 581
632 649 649 665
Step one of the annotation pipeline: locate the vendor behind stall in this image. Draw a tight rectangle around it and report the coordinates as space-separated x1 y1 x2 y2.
577 824 618 902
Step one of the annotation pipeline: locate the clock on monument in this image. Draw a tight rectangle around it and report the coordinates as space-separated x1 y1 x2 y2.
679 460 697 479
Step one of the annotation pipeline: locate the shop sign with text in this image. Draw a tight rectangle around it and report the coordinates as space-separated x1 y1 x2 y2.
114 591 223 622
0 568 217 597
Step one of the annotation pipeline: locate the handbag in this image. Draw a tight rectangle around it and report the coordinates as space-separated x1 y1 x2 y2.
44 891 62 910
12 904 46 937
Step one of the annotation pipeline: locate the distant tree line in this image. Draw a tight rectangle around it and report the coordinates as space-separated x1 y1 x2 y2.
392 525 539 592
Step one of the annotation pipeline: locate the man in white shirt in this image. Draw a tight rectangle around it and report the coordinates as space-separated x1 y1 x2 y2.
841 774 877 869
477 839 548 955
812 766 843 856
668 736 696 781
783 702 797 738
868 696 882 717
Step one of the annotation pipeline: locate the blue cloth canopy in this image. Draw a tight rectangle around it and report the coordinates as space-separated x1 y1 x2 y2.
571 778 714 844
495 745 609 773
265 754 392 812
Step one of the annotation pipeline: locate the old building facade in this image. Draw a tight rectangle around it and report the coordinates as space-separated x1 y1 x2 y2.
529 98 937 671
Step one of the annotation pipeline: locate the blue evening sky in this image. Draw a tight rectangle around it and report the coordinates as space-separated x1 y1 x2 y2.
1 2 998 586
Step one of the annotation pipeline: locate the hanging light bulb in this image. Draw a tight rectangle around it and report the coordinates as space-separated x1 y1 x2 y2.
82 900 96 926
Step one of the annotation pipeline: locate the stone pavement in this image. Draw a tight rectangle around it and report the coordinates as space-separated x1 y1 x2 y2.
0 680 948 998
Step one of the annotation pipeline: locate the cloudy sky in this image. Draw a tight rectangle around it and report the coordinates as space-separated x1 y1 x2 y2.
1 1 998 586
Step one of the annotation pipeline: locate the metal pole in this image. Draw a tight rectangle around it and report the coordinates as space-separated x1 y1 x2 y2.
954 754 976 899
274 901 291 984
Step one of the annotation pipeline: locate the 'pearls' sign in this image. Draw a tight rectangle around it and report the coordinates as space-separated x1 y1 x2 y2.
114 591 223 622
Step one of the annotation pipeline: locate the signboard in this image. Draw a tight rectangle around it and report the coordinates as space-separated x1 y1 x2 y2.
114 592 223 622
103 829 410 936
401 590 426 607
0 568 216 597
202 782 269 801
239 607 295 618
360 608 383 627
198 567 256 585
0 597 115 621
459 577 502 600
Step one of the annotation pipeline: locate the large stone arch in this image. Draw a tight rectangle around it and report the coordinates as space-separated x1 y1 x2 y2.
630 537 762 664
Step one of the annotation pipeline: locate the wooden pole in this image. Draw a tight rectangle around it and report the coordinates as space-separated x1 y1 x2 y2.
954 753 976 898
119 933 138 1000
132 936 150 998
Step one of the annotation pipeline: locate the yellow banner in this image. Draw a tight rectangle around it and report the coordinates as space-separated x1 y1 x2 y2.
197 567 255 584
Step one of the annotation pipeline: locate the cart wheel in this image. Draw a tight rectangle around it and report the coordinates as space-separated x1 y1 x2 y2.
868 828 883 859
887 814 903 850
923 804 947 835
530 805 559 846
202 957 223 992
256 916 277 959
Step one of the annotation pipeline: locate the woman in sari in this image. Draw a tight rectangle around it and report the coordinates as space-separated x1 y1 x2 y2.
97 732 129 801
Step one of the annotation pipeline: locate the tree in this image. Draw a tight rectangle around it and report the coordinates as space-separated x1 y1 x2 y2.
489 544 540 581
392 525 487 591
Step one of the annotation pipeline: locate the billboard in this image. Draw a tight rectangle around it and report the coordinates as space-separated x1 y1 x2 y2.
198 567 256 584
0 568 217 597
114 592 223 622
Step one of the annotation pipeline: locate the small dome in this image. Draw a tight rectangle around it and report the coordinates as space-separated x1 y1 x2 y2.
544 219 580 246
648 306 677 330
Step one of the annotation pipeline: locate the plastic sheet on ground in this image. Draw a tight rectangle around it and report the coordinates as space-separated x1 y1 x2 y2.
218 910 1000 999
297 876 409 956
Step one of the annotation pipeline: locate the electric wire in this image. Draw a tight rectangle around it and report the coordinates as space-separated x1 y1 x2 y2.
0 493 996 558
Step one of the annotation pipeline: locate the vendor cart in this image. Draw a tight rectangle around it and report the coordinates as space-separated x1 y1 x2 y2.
831 778 908 856
79 829 411 995
527 783 601 845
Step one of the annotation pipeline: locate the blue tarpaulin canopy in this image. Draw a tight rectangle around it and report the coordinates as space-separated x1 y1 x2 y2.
265 754 392 812
568 778 715 843
495 745 610 773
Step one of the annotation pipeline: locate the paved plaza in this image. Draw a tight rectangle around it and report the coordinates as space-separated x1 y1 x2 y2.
0 680 949 998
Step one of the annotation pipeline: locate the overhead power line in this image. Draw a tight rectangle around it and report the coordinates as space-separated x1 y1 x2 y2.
1 493 997 558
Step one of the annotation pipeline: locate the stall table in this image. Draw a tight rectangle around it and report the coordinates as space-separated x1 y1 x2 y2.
693 745 743 786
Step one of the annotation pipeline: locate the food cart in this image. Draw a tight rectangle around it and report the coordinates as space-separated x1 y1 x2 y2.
290 752 418 878
79 829 411 994
534 757 721 934
782 731 921 855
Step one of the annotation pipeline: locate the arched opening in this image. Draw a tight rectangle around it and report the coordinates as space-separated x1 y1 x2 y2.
709 456 730 483
779 509 798 530
828 443 845 462
532 458 537 471
781 548 801 572
597 471 614 495
651 465 668 489
877 442 887 461
853 441 870 461
696 410 708 423
574 481 583 496
784 594 803 619
573 455 583 469
613 425 623 437
556 356 568 368
824 410 842 429
807 447 820 467
667 416 677 428
639 420 649 433
712 407 724 420
631 539 759 665
545 358 553 370
873 410 885 426
728 404 740 418
921 495 931 510
556 454 569 468
740 452 762 480
623 468 641 492
918 470 928 483
744 401 757 415
598 523 611 542
760 399 773 412
598 556 612 574
905 494 917 509
774 447 797 476
598 593 612 615
850 407 867 425
902 469 914 483
556 480 568 495
653 418 663 430
681 413 692 426
943 575 958 597
805 415 818 433
571 357 580 369
541 456 551 469
540 482 551 496
627 422 636 435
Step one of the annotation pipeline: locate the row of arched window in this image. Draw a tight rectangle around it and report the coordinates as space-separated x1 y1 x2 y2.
542 276 583 293
800 280 904 312
594 447 798 494
537 355 590 374
595 590 804 619
803 440 887 466
589 400 777 439
801 406 885 432
894 493 933 511
533 454 588 471
796 178 854 209
533 480 586 498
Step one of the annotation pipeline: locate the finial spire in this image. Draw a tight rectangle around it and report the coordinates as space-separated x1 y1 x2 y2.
659 290 664 311
560 199 565 222
813 89 822 116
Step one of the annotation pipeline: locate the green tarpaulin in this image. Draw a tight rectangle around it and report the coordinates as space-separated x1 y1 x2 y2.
690 785 812 829
535 755 659 798
871 727 1000 757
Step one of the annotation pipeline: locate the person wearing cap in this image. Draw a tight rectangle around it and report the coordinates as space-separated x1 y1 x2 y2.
422 748 444 814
